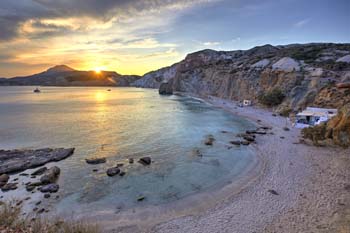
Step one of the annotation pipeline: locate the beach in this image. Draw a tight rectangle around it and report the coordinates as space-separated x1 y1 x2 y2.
150 95 350 233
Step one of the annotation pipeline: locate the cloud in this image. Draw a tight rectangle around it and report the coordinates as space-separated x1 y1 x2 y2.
294 18 310 28
202 41 221 46
0 0 216 41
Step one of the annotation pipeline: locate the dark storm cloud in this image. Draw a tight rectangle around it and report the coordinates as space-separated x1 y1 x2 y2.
0 0 206 41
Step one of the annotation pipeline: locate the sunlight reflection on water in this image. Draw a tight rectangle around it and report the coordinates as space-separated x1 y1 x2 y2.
0 86 256 214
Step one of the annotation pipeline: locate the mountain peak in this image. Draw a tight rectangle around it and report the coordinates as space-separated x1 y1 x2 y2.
46 65 76 73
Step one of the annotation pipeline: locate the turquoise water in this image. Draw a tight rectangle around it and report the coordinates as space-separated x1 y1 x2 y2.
0 86 256 215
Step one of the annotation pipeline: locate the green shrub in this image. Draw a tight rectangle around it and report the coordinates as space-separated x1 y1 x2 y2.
301 123 327 146
258 89 286 107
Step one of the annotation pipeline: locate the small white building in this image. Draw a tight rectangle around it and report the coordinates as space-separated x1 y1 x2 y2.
243 100 252 106
294 107 338 128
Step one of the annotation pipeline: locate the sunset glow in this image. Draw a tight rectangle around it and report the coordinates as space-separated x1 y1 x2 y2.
0 0 349 78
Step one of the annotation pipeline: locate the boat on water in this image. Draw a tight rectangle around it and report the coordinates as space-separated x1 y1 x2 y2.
33 88 41 93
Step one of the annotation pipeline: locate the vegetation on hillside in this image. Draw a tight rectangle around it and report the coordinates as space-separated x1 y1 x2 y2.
258 89 286 107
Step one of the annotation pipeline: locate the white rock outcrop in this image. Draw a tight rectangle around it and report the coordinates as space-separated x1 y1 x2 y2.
272 57 300 72
251 59 270 69
336 55 350 63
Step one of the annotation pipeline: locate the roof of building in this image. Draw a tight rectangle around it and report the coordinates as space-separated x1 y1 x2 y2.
297 107 338 117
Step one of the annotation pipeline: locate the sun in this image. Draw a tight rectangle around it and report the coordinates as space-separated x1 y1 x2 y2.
94 67 102 74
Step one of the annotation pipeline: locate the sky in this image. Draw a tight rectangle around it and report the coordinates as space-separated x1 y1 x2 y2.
0 0 349 77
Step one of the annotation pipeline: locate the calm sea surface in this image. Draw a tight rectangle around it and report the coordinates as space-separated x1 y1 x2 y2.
0 86 256 214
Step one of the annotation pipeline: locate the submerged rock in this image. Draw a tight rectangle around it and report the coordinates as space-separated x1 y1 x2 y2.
243 135 255 142
204 135 215 146
106 167 120 177
85 157 106 165
40 184 59 193
138 157 152 165
230 141 241 146
192 149 203 157
0 148 74 174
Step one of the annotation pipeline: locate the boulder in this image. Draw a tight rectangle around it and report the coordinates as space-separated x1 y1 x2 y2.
0 174 9 183
40 184 59 193
40 166 60 184
128 158 134 164
106 167 120 177
85 157 106 165
138 157 152 165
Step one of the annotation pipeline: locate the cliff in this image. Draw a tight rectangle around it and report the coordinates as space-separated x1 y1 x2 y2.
132 43 350 114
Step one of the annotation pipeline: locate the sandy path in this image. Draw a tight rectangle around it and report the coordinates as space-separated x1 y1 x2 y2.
150 96 350 233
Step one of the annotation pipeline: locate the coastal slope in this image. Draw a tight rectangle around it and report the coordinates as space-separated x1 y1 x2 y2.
132 43 350 113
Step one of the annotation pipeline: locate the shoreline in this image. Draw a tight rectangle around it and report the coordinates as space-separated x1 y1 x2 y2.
1 90 349 233
151 93 350 233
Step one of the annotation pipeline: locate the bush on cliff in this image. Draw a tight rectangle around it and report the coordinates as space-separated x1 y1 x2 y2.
302 104 350 148
258 89 285 107
302 123 327 146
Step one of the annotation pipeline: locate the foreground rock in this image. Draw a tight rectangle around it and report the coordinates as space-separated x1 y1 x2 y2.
0 148 74 174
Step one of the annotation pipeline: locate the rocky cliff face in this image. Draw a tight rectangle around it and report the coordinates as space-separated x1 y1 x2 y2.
133 43 350 114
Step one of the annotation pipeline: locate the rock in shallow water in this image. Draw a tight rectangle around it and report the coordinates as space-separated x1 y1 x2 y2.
40 184 59 193
85 157 106 165
40 166 60 184
106 167 120 177
0 148 74 174
138 157 152 165
204 135 215 146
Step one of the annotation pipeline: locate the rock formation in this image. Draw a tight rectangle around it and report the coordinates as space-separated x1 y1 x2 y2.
133 43 350 147
0 148 74 174
133 43 350 114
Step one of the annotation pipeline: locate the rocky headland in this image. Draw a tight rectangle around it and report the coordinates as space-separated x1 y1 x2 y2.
132 43 350 147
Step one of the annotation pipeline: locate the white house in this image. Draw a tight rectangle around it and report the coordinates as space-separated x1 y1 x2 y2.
243 100 252 106
294 107 338 128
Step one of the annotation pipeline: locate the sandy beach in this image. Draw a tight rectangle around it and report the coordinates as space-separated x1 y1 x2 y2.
149 95 350 233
